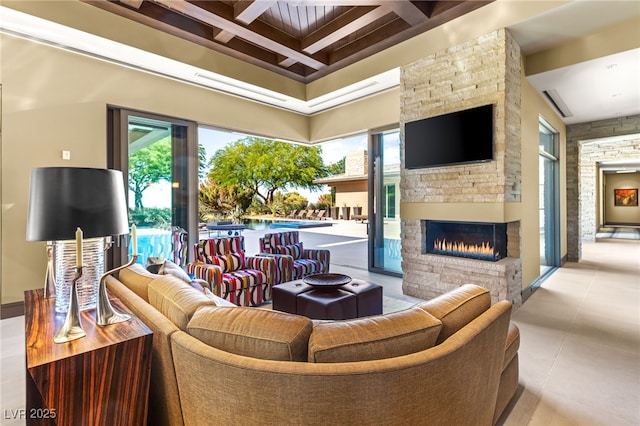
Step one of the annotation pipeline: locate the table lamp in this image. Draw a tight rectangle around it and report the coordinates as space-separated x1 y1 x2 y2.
26 167 130 314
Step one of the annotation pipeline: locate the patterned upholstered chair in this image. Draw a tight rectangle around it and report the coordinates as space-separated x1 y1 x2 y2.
171 226 188 267
258 230 330 284
186 236 275 307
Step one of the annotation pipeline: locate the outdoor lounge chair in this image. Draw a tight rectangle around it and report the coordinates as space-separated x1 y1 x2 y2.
312 209 327 220
296 209 313 220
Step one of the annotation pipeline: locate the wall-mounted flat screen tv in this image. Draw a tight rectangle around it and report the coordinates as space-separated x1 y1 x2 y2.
404 104 494 169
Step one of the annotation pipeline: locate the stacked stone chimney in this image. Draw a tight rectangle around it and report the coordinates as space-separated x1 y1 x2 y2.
400 29 522 308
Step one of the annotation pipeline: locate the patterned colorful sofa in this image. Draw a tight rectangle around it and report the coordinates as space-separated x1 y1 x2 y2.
258 230 330 284
186 236 275 306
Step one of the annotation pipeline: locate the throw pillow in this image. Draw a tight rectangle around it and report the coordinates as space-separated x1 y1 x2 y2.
203 288 236 307
159 260 202 292
159 259 191 281
275 242 303 260
210 252 246 273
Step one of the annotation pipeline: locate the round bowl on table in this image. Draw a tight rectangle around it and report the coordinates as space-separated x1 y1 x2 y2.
302 273 352 291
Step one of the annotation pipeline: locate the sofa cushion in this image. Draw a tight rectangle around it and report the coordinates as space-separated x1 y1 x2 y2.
308 306 442 363
148 275 216 331
276 242 303 260
418 284 491 344
118 263 157 302
187 306 313 362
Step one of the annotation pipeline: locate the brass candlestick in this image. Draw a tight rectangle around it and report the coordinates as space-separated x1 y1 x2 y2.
44 242 56 298
54 267 86 343
96 254 138 326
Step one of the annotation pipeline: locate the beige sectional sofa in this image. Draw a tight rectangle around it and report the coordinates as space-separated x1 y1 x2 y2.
106 264 520 426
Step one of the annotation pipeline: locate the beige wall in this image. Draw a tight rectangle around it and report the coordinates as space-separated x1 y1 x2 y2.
0 34 310 305
334 181 368 212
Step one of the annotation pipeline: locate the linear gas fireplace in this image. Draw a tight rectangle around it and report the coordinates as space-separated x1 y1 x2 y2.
425 220 507 261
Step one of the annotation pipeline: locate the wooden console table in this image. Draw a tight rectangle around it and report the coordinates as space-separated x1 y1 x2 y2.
25 289 153 426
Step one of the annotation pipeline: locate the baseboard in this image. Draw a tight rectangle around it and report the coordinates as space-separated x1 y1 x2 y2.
1 301 25 319
521 266 560 304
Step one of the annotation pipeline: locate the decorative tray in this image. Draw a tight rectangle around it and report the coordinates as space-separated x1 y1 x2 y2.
302 273 352 290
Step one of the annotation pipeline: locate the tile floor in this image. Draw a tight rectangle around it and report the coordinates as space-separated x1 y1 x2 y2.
1 237 638 425
502 238 640 426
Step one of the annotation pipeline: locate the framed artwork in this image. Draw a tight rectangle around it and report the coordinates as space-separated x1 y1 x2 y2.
614 188 638 207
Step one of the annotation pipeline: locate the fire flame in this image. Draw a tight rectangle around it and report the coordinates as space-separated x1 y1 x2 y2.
433 239 497 257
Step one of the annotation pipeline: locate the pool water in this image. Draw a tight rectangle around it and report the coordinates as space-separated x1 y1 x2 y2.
242 219 274 230
242 218 332 230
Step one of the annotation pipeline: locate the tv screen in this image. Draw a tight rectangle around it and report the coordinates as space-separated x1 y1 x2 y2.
404 104 494 169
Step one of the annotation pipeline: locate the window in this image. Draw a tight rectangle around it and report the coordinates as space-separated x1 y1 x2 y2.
369 129 401 275
107 108 198 267
539 119 560 275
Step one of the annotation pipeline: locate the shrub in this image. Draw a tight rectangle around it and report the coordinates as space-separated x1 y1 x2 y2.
129 208 171 229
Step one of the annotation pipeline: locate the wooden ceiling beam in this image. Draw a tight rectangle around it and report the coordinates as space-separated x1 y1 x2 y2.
214 28 236 43
234 1 277 24
302 5 391 54
279 56 298 68
389 1 429 25
154 0 326 69
214 0 277 43
120 0 143 9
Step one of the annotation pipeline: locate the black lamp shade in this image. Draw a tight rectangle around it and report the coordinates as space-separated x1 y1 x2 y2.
26 167 129 241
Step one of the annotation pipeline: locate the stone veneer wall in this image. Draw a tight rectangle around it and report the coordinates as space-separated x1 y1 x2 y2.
345 150 368 176
400 29 522 307
566 115 640 261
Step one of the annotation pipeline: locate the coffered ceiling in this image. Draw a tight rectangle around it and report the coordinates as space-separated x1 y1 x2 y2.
84 0 491 82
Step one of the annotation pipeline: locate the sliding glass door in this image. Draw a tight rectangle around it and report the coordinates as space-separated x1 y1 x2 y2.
369 129 402 276
107 108 198 268
539 119 560 275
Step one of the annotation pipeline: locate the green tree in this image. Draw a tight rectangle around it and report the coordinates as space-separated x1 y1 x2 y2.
282 191 309 213
208 137 327 209
328 157 346 175
316 193 333 210
128 139 172 209
198 179 252 220
198 144 208 180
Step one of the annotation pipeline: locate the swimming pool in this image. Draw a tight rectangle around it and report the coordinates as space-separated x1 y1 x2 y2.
242 218 332 230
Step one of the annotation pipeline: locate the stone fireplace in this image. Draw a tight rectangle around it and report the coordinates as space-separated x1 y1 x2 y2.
399 28 523 308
